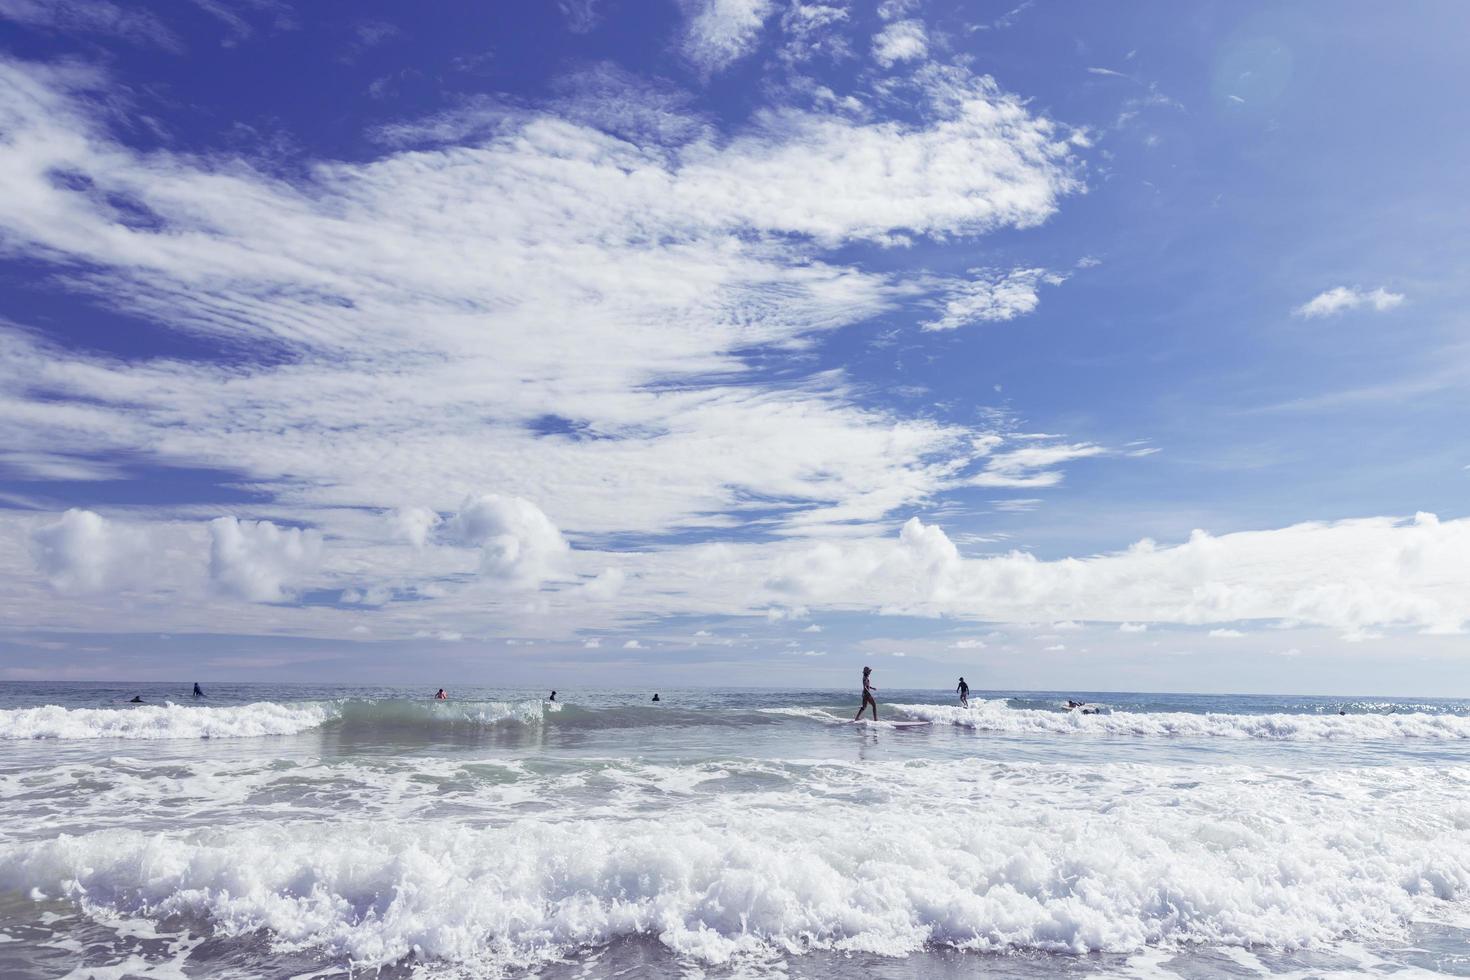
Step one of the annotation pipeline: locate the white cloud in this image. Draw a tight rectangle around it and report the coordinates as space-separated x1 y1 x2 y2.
765 512 1470 636
950 638 986 649
969 442 1107 488
693 629 713 637
393 506 440 549
0 57 1105 644
680 0 774 73
992 498 1042 513
623 639 643 649
1295 286 1405 319
923 269 1064 331
872 19 927 68
1208 628 1243 638
442 495 569 586
30 509 144 594
802 623 823 632
1119 622 1148 632
0 57 1083 558
208 517 322 603
583 637 602 648
583 567 626 601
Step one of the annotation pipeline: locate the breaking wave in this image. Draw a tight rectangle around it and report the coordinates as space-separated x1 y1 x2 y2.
0 701 338 740
2 759 1467 972
892 700 1470 740
0 698 550 740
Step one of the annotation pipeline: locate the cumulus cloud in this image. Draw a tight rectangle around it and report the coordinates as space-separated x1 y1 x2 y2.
30 508 144 594
766 512 1470 636
443 495 569 586
208 517 322 603
1119 622 1148 632
872 19 927 67
623 639 643 649
583 567 626 601
1295 286 1405 318
392 507 440 549
923 269 1064 331
680 0 774 73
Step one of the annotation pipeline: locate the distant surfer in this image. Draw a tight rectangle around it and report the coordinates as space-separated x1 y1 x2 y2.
193 682 205 698
853 666 878 721
651 693 660 702
1068 699 1084 709
435 688 448 700
549 690 557 702
129 695 144 703
956 676 969 707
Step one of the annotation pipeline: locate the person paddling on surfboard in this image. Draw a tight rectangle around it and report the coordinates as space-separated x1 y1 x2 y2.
854 666 878 721
956 676 969 707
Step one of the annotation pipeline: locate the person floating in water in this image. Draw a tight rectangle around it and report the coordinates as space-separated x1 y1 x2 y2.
129 695 144 703
548 690 557 702
651 693 660 702
854 666 877 721
434 688 448 700
956 676 969 707
193 682 205 697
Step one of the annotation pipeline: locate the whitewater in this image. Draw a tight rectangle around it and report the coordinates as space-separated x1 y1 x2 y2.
2 683 1469 978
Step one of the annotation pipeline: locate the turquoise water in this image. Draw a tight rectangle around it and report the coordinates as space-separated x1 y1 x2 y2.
2 683 1469 977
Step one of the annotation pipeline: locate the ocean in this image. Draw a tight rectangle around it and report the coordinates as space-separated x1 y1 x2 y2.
2 682 1469 979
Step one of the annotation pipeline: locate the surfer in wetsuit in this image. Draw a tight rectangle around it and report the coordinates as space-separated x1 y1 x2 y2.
549 690 556 702
651 693 660 702
434 688 448 700
129 695 144 703
854 666 877 721
193 682 204 697
956 676 969 707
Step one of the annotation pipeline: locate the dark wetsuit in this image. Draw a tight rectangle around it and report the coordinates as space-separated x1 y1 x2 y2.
856 673 877 720
957 679 969 706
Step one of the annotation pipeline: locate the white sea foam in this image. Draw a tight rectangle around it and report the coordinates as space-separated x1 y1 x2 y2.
890 700 1470 740
0 697 551 740
2 759 1468 972
0 701 338 740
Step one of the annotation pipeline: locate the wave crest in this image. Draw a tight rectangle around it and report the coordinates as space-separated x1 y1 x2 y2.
0 701 337 740
892 701 1470 740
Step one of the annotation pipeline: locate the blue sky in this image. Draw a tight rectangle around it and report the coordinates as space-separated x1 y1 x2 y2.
1 0 1468 694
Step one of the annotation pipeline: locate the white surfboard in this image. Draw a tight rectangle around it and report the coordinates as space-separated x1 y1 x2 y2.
852 720 931 728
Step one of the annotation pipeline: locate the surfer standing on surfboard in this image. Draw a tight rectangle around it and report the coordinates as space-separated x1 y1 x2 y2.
854 666 878 721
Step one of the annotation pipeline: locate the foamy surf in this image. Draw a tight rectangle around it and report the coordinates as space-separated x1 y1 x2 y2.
0 701 337 740
0 697 552 740
890 701 1470 740
2 758 1467 973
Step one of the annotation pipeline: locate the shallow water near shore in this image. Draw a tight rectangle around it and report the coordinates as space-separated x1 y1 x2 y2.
2 682 1469 978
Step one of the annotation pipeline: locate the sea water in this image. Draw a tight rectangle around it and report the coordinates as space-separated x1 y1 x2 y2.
1 683 1469 978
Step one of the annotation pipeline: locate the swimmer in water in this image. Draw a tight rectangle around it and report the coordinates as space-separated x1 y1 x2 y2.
956 676 969 707
854 666 877 721
129 695 144 703
652 693 660 702
434 688 447 700
193 682 204 697
549 690 557 702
